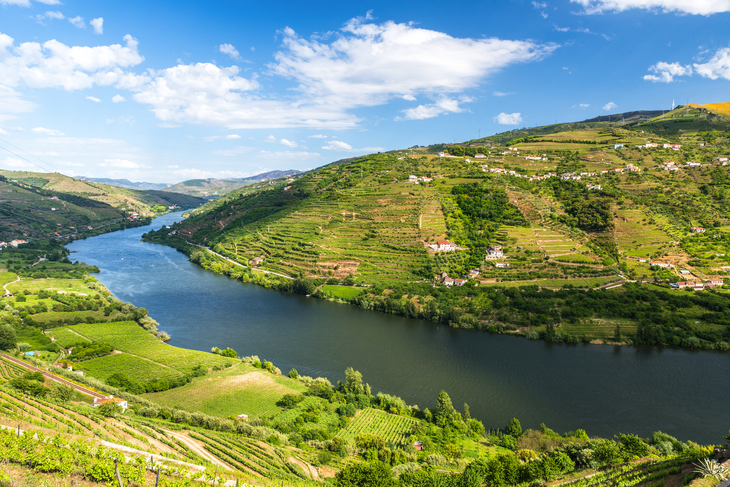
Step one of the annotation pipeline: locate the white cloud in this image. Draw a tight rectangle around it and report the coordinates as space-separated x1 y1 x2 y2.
322 140 352 150
0 157 34 169
494 112 523 125
400 95 471 120
112 94 125 102
542 11 549 18
308 134 327 138
0 33 144 91
603 102 617 111
86 96 101 102
694 48 730 80
99 158 146 168
0 128 7 135
68 16 84 29
32 126 64 135
532 1 548 7
493 91 513 97
0 85 36 114
579 103 590 108
280 138 298 148
219 43 241 60
45 11 63 19
570 0 730 15
167 165 179 168
267 16 557 123
36 0 62 4
264 135 277 143
402 94 416 101
643 62 692 83
90 18 103 35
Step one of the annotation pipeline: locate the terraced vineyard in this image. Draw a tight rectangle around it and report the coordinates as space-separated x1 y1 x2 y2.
338 408 417 447
557 457 691 487
0 358 26 380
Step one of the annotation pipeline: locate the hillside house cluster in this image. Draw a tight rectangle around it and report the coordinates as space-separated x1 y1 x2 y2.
661 161 679 171
636 143 681 150
486 244 504 259
670 279 723 291
439 269 480 287
717 157 728 164
1 240 28 249
408 175 433 184
685 161 702 168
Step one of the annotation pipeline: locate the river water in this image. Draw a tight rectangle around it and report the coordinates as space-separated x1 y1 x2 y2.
67 212 729 444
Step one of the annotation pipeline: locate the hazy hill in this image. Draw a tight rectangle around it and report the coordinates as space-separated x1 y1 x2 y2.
163 169 301 198
77 177 169 191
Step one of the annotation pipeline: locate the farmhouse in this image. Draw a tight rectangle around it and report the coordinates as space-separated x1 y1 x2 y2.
443 277 454 286
237 414 249 422
495 262 510 268
474 154 486 159
93 396 128 413
453 279 466 286
650 261 673 269
691 226 705 233
486 245 504 259
251 256 264 266
710 279 724 286
436 240 456 252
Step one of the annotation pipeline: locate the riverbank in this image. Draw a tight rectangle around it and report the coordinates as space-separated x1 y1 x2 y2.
141 228 730 353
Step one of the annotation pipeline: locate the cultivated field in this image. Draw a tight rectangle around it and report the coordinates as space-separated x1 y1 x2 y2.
338 407 417 448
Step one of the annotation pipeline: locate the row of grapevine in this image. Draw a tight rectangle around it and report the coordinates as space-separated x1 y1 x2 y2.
338 408 417 447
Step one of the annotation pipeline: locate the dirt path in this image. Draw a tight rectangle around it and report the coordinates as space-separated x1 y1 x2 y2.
3 274 19 294
184 240 294 280
0 353 106 400
160 428 232 471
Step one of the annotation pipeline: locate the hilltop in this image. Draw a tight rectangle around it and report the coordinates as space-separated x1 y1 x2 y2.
77 177 170 191
163 169 302 199
142 112 730 349
0 170 205 241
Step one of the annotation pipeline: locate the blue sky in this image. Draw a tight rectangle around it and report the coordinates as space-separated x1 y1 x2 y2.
0 0 729 183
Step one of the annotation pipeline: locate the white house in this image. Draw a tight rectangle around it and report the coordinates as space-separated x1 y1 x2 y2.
93 395 128 413
650 261 673 269
474 154 487 159
495 262 510 268
436 240 456 252
691 226 705 234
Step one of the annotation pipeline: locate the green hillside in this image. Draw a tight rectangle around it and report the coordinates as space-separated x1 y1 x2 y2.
0 170 205 241
143 122 730 349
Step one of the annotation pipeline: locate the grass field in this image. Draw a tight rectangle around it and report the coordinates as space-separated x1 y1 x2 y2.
561 318 637 339
74 352 185 383
56 321 236 374
6 278 101 296
320 285 362 300
142 362 307 418
0 272 17 287
615 209 674 257
338 408 418 448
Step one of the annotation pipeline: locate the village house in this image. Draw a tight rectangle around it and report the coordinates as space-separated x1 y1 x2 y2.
495 262 510 268
453 278 466 286
586 184 602 191
436 240 456 252
721 266 730 272
486 245 503 259
237 414 249 422
93 396 128 413
467 269 480 278
710 279 724 286
283 186 292 191
650 261 673 269
474 154 486 159
251 256 264 266
691 226 705 233
671 281 705 291
443 277 454 286
413 441 423 451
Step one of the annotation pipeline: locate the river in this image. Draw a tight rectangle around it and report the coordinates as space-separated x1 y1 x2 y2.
67 212 729 444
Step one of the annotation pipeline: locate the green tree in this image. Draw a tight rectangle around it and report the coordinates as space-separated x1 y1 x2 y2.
98 401 122 418
334 461 398 487
49 383 75 403
344 367 365 395
0 324 16 351
463 402 471 421
288 368 299 379
436 390 455 425
613 325 622 342
506 417 522 437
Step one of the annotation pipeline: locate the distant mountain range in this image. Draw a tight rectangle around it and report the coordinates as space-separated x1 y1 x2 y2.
77 177 170 191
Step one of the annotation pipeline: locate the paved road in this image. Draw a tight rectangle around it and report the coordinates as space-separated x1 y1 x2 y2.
0 353 107 400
